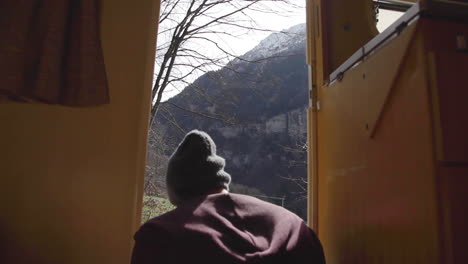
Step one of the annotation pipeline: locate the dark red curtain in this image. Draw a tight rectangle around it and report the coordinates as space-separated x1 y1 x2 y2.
0 0 109 106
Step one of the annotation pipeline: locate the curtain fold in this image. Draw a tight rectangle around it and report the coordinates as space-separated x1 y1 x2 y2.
0 0 109 106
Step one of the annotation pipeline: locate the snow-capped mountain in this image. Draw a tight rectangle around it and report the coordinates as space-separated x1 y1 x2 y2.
241 23 306 61
149 23 309 219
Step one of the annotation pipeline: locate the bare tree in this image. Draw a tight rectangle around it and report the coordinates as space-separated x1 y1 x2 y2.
151 0 302 122
145 119 172 197
143 1 305 218
280 137 308 201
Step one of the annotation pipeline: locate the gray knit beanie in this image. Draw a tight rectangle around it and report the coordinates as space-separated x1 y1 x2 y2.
166 130 231 205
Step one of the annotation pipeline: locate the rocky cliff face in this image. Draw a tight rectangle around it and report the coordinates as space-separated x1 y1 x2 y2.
148 24 309 218
214 108 307 139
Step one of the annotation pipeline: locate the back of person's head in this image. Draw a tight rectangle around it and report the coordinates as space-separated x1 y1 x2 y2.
166 130 231 206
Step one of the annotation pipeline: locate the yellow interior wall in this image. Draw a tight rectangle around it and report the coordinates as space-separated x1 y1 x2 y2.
315 21 440 264
0 0 160 263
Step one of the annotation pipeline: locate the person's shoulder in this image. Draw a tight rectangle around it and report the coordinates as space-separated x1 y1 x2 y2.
134 206 185 242
135 195 211 241
225 192 273 206
226 193 288 210
226 193 303 221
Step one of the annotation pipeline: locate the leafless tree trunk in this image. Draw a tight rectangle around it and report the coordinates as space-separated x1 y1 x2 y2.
150 0 302 123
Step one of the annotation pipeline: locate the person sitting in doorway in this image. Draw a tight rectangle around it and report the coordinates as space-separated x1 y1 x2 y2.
131 130 326 264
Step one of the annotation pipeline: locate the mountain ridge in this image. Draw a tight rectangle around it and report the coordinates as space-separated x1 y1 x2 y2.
149 23 309 218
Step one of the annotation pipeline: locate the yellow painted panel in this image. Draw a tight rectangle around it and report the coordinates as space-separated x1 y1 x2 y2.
321 0 378 77
321 21 418 141
0 0 159 263
316 22 440 264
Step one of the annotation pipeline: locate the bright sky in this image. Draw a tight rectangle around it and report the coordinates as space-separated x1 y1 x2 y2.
377 9 405 32
219 7 402 56
158 4 404 101
217 8 404 58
